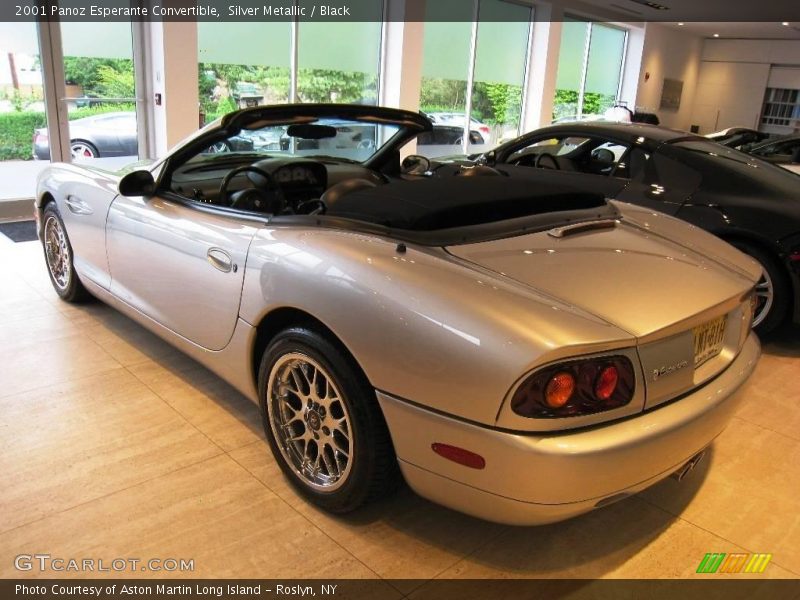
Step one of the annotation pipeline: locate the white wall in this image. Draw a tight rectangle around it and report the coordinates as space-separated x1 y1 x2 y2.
689 39 800 134
146 21 200 157
635 23 703 131
691 61 770 132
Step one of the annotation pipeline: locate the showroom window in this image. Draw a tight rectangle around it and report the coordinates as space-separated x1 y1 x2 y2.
0 20 145 201
297 21 382 104
760 87 800 133
552 19 627 122
418 0 533 157
198 3 382 124
59 22 140 166
198 22 292 124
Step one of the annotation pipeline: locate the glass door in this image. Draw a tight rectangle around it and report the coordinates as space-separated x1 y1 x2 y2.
58 22 140 169
0 21 50 203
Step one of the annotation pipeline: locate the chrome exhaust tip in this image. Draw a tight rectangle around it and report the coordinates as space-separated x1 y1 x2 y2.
671 449 707 482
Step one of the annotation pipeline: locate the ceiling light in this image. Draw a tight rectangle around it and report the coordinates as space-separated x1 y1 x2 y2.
782 22 790 26
713 33 720 37
678 22 684 26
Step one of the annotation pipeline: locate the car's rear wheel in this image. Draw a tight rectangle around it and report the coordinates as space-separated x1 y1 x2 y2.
42 203 89 302
258 326 399 513
70 140 98 160
732 241 789 334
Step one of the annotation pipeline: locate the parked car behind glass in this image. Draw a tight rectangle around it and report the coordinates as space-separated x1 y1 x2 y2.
33 112 138 160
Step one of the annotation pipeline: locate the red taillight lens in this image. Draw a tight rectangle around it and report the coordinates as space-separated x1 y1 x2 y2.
594 365 619 400
511 356 635 419
545 372 575 407
480 126 490 135
34 130 48 144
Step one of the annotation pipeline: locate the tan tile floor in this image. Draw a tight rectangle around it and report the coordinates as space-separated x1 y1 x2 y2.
1 235 799 587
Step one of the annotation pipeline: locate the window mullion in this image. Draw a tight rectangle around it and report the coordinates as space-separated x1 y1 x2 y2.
577 21 592 118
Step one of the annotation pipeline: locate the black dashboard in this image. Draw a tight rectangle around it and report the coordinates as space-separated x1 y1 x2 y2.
169 154 383 211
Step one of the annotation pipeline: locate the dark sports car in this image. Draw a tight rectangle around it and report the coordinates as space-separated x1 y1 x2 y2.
33 112 255 160
33 112 139 160
428 121 800 333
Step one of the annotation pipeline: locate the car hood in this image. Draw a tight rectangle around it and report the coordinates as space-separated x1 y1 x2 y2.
446 208 759 339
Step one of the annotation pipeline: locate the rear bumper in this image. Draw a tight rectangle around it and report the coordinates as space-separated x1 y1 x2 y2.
378 332 760 525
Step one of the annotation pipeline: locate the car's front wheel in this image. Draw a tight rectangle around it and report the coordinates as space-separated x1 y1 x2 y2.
41 203 89 302
258 326 399 513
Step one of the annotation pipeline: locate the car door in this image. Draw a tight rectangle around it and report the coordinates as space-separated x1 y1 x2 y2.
615 144 702 215
111 113 139 157
106 194 261 351
96 114 138 157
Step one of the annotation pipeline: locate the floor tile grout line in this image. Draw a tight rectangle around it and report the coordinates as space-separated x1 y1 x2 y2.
635 494 800 577
0 452 226 539
224 449 388 583
731 413 800 444
123 363 230 456
0 363 125 403
399 523 511 594
8 289 387 581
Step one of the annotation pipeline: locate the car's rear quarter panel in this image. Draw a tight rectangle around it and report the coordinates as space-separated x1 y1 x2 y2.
238 226 635 425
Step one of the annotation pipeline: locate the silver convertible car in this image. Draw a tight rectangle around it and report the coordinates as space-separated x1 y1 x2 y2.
35 104 761 525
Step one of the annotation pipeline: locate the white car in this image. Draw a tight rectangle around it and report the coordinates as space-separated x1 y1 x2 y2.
425 112 491 137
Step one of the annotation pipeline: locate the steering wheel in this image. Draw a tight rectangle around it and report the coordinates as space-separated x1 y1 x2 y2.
535 152 560 170
357 138 376 151
219 165 285 213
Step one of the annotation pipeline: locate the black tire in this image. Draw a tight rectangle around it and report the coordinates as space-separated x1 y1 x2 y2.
731 241 789 335
258 326 400 513
41 202 90 302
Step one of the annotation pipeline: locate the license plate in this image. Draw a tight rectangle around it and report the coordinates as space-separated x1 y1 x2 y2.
693 315 727 367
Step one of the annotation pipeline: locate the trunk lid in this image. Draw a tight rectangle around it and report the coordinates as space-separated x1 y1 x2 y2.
446 220 754 339
447 219 757 409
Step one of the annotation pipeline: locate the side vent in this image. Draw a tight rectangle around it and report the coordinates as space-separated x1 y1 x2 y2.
547 219 618 239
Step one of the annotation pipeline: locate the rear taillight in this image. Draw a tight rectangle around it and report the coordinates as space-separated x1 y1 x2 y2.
34 130 48 144
594 365 619 400
479 126 490 135
511 356 635 418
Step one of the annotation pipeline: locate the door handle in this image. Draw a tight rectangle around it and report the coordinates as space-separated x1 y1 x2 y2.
64 196 93 215
207 248 236 273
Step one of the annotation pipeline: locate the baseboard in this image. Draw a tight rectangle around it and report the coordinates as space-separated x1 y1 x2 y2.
0 198 35 223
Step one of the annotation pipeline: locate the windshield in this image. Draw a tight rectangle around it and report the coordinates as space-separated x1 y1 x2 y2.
190 118 403 164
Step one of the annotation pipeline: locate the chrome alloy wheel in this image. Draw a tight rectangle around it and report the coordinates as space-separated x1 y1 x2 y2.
752 267 774 328
44 215 71 291
267 353 353 491
70 142 96 159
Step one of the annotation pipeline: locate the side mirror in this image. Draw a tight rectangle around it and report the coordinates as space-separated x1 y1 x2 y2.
118 170 155 197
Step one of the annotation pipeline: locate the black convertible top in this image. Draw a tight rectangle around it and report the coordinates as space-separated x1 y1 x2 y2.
325 177 607 231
